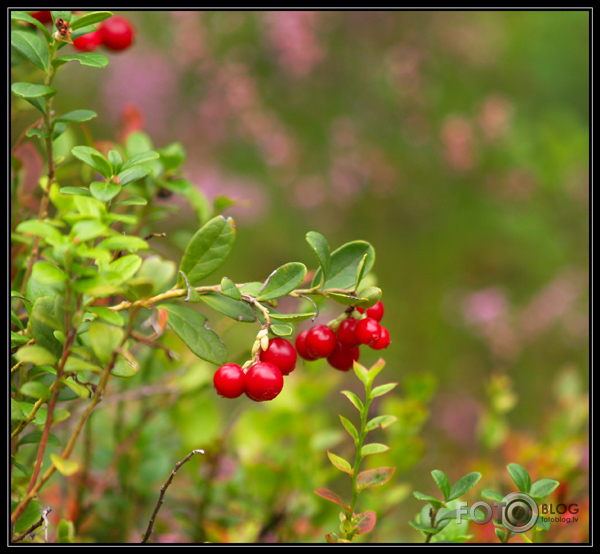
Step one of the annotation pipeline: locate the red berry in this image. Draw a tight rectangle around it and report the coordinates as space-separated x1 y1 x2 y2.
245 362 284 402
295 329 318 361
371 326 391 350
213 363 245 399
30 11 52 24
366 301 384 321
327 341 360 372
355 317 382 347
305 325 337 359
259 337 297 376
73 31 102 52
100 16 135 51
337 317 360 348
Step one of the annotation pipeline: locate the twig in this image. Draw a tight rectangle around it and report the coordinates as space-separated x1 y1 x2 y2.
141 449 205 544
11 507 52 543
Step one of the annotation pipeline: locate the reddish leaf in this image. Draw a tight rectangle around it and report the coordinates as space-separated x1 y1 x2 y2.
314 488 350 511
356 467 396 491
355 511 377 535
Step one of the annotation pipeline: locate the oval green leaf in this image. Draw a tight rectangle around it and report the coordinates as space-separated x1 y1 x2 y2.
257 262 307 301
178 216 236 286
313 240 375 291
162 304 227 365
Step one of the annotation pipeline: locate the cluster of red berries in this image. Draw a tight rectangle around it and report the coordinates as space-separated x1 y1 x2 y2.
30 12 134 52
295 301 390 371
213 301 390 401
213 338 297 402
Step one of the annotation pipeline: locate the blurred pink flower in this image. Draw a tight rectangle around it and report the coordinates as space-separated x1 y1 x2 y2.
477 93 514 142
440 115 478 172
263 11 325 77
463 287 509 325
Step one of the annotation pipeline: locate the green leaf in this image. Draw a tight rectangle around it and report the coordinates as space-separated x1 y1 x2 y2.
64 356 102 373
199 292 256 322
448 472 483 501
112 196 147 206
529 479 560 499
339 415 359 442
16 220 63 242
96 235 149 252
481 489 505 503
356 467 395 491
117 163 154 185
11 11 52 41
20 381 51 401
11 30 49 71
306 231 331 283
313 240 375 291
269 323 294 337
88 321 124 364
353 361 370 385
120 151 160 171
28 261 67 284
55 109 97 123
327 451 353 475
15 345 57 366
69 10 112 30
365 414 398 432
89 181 121 203
408 520 439 535
13 501 42 534
341 390 364 412
71 146 113 178
495 528 506 542
58 186 91 197
108 150 123 172
432 470 452 501
371 382 398 398
51 11 72 23
162 304 227 365
268 310 317 323
257 262 307 301
53 52 109 68
507 463 531 493
412 491 446 509
361 443 391 456
18 431 61 448
111 354 139 377
29 297 63 358
535 516 551 531
220 276 241 300
109 254 142 281
11 82 57 99
60 378 90 399
178 216 236 286
50 453 79 476
70 219 109 242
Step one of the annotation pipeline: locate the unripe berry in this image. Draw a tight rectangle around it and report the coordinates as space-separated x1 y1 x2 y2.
371 326 391 350
100 16 135 51
355 317 382 347
73 30 102 52
295 329 318 361
305 324 337 359
245 362 284 402
259 337 297 375
213 363 245 399
337 317 360 348
327 341 360 372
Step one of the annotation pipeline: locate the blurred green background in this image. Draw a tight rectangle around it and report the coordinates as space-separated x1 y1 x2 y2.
19 10 589 543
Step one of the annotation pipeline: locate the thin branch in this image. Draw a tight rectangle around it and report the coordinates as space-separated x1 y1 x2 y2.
141 449 205 544
11 507 51 543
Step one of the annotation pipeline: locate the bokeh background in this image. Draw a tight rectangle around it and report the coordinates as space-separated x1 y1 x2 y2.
32 10 589 543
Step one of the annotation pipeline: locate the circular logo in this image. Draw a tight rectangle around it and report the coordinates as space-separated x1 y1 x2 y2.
500 492 539 533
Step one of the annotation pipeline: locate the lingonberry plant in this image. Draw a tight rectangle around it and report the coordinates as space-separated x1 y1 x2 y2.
10 10 391 542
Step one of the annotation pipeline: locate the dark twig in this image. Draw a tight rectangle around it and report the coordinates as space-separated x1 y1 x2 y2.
141 449 205 544
11 507 51 543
